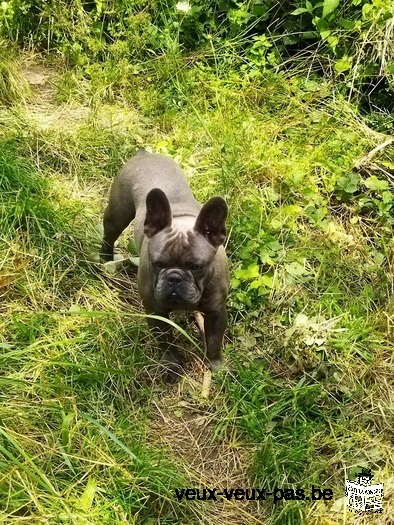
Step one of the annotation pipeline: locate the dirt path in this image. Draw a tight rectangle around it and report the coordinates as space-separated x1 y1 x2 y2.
150 384 263 524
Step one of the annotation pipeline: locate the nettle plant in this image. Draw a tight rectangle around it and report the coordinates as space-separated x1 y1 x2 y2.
335 171 394 220
230 166 393 313
357 174 394 218
230 188 311 312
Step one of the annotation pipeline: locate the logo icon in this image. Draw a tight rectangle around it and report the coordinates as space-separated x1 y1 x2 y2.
345 467 383 513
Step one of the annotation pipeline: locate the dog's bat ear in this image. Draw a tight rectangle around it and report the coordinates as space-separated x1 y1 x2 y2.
144 189 172 237
194 196 227 248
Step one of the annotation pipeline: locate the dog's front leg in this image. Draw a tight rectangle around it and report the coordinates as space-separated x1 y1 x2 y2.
145 311 183 382
204 307 227 372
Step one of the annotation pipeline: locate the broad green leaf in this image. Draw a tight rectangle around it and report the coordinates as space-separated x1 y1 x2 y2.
340 18 355 29
263 187 280 201
270 218 282 230
382 191 393 204
230 278 240 289
266 240 281 251
291 7 310 15
261 274 275 288
283 35 300 45
303 79 320 91
314 17 329 32
335 56 351 73
250 279 263 289
362 3 373 17
327 35 339 50
337 172 360 193
285 261 308 276
320 29 331 40
284 204 303 216
259 250 275 265
234 263 260 280
322 0 340 18
364 175 389 192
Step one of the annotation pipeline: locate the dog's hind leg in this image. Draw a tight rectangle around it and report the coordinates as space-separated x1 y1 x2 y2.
100 197 135 261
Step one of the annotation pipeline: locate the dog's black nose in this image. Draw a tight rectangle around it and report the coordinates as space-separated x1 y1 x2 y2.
167 273 183 287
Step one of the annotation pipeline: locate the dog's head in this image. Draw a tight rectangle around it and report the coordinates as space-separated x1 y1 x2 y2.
143 188 227 308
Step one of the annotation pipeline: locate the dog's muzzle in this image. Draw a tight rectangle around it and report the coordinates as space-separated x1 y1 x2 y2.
155 268 200 305
165 270 184 298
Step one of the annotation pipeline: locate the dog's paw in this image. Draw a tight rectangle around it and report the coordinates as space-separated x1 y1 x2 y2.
163 362 183 383
209 358 224 373
160 350 184 383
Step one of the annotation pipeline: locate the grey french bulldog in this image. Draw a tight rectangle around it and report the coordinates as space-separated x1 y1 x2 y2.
101 149 229 382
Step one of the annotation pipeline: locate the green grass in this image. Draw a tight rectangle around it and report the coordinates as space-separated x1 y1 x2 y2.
0 42 393 525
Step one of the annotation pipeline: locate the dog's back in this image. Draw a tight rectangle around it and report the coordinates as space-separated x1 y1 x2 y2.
121 150 200 214
101 150 201 259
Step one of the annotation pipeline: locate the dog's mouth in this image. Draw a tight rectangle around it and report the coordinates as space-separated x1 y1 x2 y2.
155 276 201 305
167 291 182 301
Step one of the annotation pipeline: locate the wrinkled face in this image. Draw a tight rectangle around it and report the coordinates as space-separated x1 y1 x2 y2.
142 188 227 309
148 226 217 309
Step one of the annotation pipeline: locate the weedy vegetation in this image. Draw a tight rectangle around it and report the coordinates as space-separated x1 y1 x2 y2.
0 1 393 524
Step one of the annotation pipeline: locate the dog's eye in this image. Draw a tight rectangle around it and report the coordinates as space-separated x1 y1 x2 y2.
152 260 165 269
190 263 203 271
